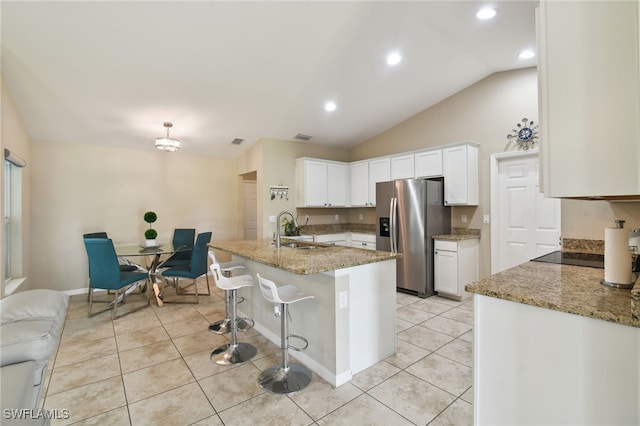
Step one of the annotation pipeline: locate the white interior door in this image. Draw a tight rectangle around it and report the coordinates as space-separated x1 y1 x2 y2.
492 151 561 273
242 180 257 240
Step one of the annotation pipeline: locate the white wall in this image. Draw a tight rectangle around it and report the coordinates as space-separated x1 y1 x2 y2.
29 140 239 292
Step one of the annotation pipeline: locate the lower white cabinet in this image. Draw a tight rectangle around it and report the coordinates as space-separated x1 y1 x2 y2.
350 233 376 250
434 239 478 300
314 233 348 246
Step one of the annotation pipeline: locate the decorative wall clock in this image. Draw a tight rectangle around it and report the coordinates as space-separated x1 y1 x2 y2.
507 118 539 150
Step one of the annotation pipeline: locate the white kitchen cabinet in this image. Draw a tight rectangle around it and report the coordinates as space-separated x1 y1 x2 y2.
349 161 371 207
414 149 443 178
442 143 478 206
537 0 640 198
296 158 347 207
390 154 415 180
368 157 391 206
434 239 478 300
350 233 376 250
314 233 348 246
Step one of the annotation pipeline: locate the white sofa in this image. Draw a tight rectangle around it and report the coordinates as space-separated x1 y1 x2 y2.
0 289 69 421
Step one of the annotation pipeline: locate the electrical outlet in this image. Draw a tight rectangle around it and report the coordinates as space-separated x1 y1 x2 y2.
268 215 276 223
461 214 467 224
339 291 348 309
359 213 364 220
483 214 490 224
334 214 339 221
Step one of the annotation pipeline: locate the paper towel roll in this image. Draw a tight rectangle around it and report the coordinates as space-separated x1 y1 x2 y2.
604 227 632 285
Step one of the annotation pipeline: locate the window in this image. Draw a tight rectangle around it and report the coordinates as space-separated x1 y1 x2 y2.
3 149 26 294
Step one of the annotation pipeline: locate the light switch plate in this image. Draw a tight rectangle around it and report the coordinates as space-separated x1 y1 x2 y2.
461 214 467 224
483 214 490 224
268 215 276 223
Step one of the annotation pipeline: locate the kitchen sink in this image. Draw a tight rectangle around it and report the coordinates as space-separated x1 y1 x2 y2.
283 242 319 249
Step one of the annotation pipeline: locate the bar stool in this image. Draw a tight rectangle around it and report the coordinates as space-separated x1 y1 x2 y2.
207 251 252 334
209 263 257 365
256 273 315 394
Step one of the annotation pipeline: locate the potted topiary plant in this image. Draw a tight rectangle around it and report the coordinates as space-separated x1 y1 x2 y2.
143 211 158 247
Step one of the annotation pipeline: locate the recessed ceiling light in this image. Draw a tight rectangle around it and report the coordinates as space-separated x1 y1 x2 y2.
386 52 402 66
519 50 535 59
476 7 497 20
324 101 337 112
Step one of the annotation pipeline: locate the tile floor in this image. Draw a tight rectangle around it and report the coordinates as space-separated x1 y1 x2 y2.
42 279 473 425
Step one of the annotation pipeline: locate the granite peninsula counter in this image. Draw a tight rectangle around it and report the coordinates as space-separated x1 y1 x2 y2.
465 261 640 425
209 239 399 387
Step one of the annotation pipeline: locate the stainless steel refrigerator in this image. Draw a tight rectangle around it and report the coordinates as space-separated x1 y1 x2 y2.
376 178 450 297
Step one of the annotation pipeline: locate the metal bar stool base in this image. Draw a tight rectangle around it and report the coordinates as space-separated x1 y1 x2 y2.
210 343 257 365
208 318 252 334
258 364 312 394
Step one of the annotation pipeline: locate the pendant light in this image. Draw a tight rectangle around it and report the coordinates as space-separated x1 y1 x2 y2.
155 122 181 152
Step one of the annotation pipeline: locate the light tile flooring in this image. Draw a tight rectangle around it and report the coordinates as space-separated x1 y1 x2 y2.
43 279 473 425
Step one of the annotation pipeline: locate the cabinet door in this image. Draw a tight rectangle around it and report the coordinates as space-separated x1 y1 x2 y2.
443 144 478 206
349 161 370 206
327 162 347 206
303 160 328 207
434 249 459 296
368 158 391 206
538 0 640 197
391 154 415 180
415 150 443 177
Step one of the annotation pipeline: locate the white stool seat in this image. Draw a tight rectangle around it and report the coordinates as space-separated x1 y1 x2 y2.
258 276 314 305
211 264 254 291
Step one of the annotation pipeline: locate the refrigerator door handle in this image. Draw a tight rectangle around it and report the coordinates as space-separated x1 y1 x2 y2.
390 197 397 254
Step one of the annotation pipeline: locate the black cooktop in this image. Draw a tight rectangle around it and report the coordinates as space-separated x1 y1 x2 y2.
531 251 604 269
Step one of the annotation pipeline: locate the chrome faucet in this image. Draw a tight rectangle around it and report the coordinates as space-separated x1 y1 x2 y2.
275 210 298 248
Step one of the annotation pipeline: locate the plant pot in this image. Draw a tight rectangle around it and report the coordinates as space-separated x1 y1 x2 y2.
145 239 157 247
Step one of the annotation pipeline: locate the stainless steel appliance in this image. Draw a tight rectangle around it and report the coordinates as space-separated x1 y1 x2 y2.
376 178 450 297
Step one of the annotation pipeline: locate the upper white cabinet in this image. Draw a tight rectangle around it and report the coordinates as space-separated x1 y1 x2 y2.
538 0 640 198
415 149 443 178
349 158 390 207
349 161 370 207
296 158 347 207
368 157 391 206
390 154 415 180
442 143 479 206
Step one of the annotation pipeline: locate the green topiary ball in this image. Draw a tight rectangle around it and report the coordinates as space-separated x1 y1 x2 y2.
145 228 158 239
143 211 157 224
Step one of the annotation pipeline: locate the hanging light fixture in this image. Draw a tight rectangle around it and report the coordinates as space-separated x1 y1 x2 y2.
155 122 181 152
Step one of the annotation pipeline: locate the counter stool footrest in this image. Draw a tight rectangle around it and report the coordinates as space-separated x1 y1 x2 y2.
287 334 309 351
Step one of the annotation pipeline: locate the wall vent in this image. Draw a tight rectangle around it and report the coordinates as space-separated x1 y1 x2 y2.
231 138 244 145
294 133 312 141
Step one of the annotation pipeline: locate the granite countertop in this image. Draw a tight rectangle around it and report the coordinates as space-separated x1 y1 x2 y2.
433 227 481 241
466 261 640 328
209 239 398 275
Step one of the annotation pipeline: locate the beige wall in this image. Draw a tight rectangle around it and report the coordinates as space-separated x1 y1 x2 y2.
1 77 32 297
30 140 239 292
349 67 640 278
238 137 349 239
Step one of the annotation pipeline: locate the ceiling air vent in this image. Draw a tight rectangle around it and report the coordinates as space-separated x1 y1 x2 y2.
294 133 312 141
230 138 244 145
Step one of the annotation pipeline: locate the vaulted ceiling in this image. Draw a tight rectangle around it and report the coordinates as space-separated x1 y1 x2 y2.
1 1 537 158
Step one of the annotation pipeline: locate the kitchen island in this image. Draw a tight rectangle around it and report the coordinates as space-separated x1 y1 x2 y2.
466 261 640 425
209 239 398 387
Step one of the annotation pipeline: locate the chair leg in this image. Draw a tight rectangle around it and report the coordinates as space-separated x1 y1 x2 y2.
88 288 94 317
204 273 211 296
112 289 119 320
194 278 199 304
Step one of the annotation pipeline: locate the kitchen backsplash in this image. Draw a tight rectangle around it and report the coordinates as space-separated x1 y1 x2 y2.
301 223 376 234
562 238 605 254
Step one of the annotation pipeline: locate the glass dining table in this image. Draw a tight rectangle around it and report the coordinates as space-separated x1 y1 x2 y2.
115 243 193 305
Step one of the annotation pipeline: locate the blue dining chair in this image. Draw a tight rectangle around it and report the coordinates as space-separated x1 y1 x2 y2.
83 238 150 319
158 228 196 268
83 232 140 272
161 232 212 303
